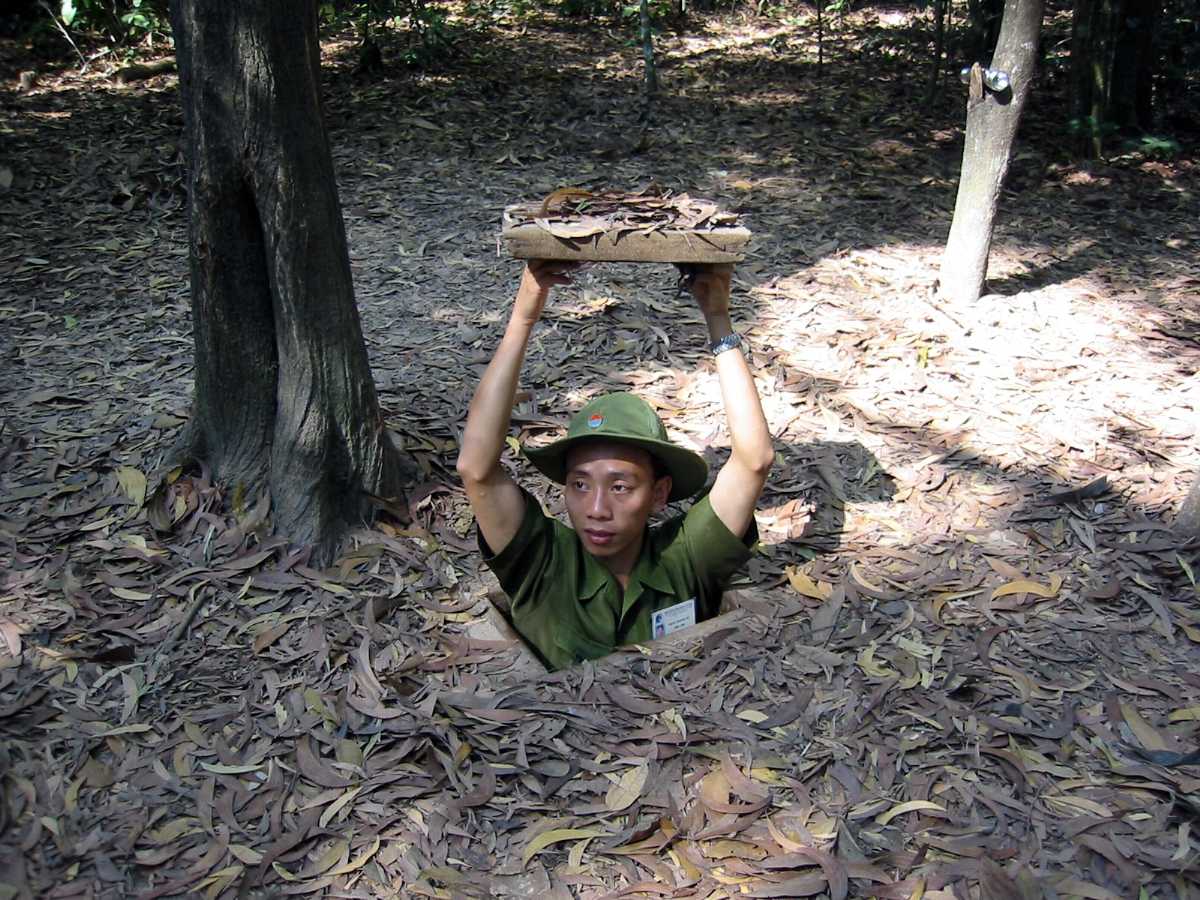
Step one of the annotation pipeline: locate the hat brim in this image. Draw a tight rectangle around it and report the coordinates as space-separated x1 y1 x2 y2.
524 434 708 502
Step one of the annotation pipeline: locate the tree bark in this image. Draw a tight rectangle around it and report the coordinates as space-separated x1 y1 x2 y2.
1178 473 1200 539
1070 0 1117 156
1109 0 1159 131
966 0 1005 61
938 0 1043 305
923 0 947 106
1070 0 1160 156
640 0 658 97
170 0 405 560
1069 0 1099 156
815 0 824 78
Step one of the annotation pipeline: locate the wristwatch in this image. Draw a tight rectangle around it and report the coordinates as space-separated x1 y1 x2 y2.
709 332 743 356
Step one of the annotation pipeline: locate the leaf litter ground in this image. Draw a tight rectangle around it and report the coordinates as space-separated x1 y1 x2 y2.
1 8 1199 898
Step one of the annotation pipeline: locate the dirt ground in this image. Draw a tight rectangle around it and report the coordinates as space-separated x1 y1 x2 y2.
2 6 1199 898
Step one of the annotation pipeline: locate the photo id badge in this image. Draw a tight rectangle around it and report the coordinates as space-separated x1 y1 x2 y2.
651 599 696 639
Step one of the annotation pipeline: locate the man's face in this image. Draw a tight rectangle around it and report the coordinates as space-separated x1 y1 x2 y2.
563 441 672 567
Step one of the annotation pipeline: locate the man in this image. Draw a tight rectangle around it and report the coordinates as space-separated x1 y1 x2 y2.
457 260 773 670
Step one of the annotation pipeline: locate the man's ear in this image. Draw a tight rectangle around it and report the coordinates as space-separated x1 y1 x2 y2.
652 476 673 512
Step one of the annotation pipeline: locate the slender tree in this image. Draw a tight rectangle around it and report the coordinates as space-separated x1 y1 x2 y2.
965 0 1005 61
1071 0 1160 156
938 0 1043 304
640 0 658 97
923 0 948 106
1071 0 1112 156
1109 0 1158 130
1178 476 1200 539
815 0 824 78
169 0 406 559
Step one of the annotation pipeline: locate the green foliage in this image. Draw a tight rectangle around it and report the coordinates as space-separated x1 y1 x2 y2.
1064 118 1186 162
55 0 169 45
119 0 157 34
1125 134 1183 159
560 0 618 19
621 0 671 22
557 0 750 24
321 0 463 68
475 0 534 18
395 0 459 66
318 2 352 26
1067 115 1119 142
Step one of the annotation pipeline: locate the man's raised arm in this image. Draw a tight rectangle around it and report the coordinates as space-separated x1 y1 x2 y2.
687 264 774 538
457 261 574 555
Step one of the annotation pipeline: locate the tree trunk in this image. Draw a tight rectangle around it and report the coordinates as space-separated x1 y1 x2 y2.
1178 473 1200 539
1158 0 1192 118
938 0 1043 305
924 0 947 106
1070 0 1160 156
1087 0 1115 148
966 0 1005 61
170 0 405 560
1109 0 1159 131
815 0 824 78
640 0 658 97
1069 0 1098 155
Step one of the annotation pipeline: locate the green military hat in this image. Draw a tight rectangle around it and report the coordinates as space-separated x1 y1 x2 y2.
523 392 708 502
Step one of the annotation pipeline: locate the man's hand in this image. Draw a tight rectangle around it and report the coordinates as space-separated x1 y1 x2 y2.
680 263 733 322
514 260 578 326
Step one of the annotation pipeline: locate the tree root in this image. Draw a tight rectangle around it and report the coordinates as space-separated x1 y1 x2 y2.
115 58 177 84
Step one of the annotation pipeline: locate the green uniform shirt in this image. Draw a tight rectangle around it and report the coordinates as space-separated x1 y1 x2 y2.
481 489 758 671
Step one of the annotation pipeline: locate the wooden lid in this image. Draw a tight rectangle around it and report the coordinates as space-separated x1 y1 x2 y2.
499 190 751 264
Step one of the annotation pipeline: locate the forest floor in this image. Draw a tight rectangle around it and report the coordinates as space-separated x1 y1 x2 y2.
2 5 1199 898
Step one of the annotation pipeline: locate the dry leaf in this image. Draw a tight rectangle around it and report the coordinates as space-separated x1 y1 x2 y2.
116 465 147 507
1119 700 1170 752
857 642 898 678
1168 706 1200 723
989 574 1063 600
785 565 832 600
605 762 649 812
326 837 380 876
227 845 263 865
874 799 946 825
522 828 606 868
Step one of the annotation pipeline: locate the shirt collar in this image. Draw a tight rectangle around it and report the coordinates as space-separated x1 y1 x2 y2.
630 534 673 593
578 552 610 601
575 527 671 601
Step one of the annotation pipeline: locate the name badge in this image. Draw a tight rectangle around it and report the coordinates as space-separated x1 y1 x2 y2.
651 599 696 639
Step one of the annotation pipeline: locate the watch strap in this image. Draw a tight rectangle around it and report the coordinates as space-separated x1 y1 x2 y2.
709 332 743 356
